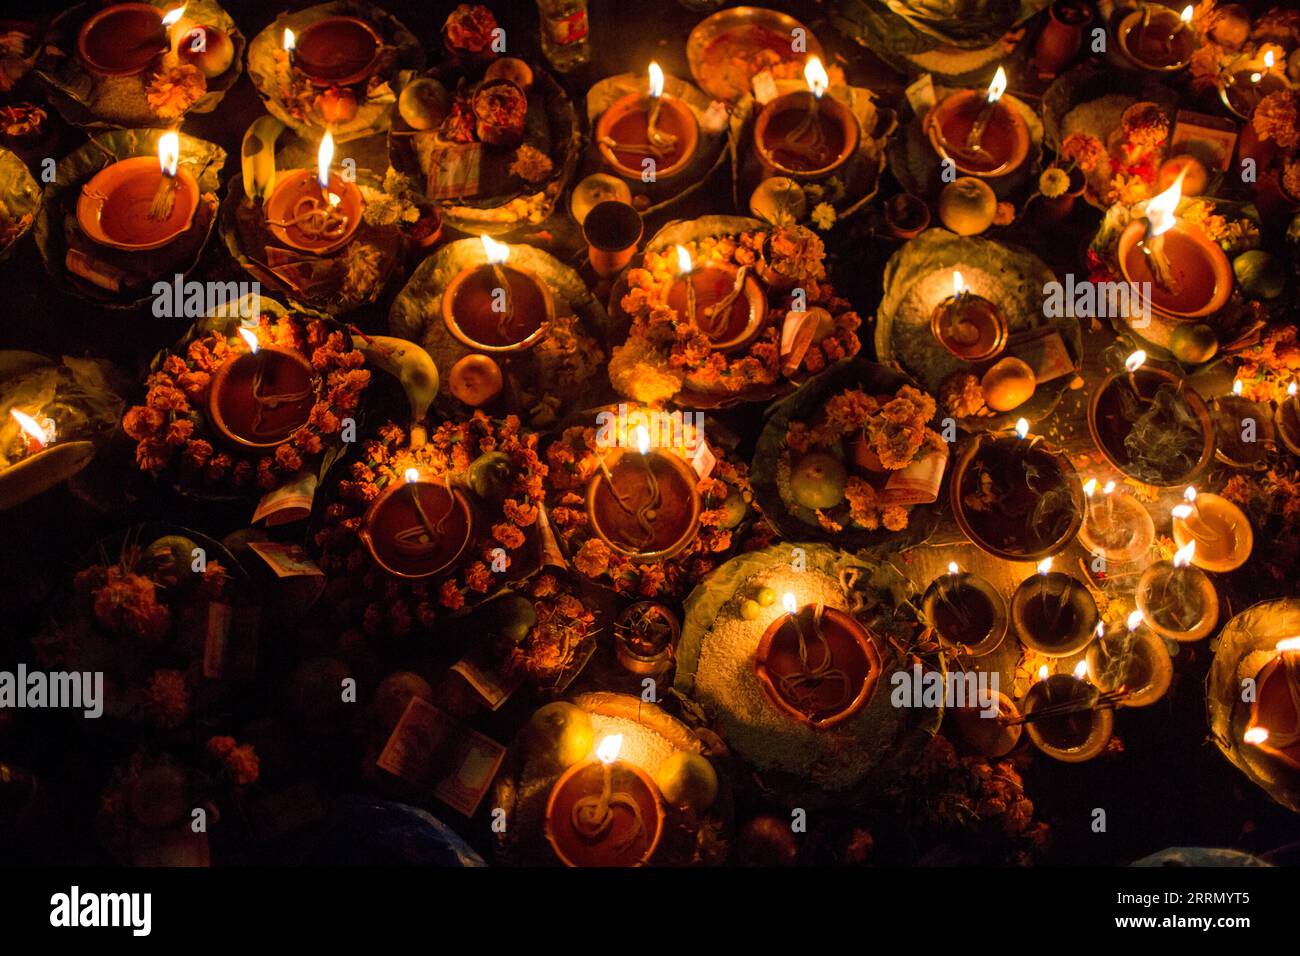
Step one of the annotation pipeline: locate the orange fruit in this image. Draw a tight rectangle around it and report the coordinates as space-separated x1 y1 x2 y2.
938 177 997 236
448 353 503 406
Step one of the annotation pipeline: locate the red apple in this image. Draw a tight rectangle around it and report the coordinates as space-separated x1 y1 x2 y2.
178 25 234 79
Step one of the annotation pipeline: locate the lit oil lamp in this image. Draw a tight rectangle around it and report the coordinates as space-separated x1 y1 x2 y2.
77 3 184 77
1244 637 1300 772
1220 50 1292 120
1117 3 1196 73
921 561 1008 657
1077 476 1155 564
1010 557 1099 657
441 235 554 353
1213 379 1275 469
753 592 882 729
288 15 382 87
76 131 199 251
264 131 364 255
1274 381 1300 456
1086 613 1173 708
1136 540 1219 642
664 244 767 352
585 424 702 562
925 66 1030 178
207 326 318 451
0 409 94 510
596 62 701 183
1117 169 1233 322
753 55 860 181
928 270 1007 362
1171 485 1253 572
1022 661 1114 762
358 465 475 579
545 733 666 867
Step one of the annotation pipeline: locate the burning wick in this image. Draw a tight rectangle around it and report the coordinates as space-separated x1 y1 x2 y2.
283 27 295 55
966 66 1007 153
480 234 515 342
676 245 697 327
1287 381 1298 413
938 561 971 632
1171 485 1221 544
237 327 312 440
946 271 981 347
1164 4 1193 55
162 5 187 54
1245 637 1300 750
778 56 831 165
777 599 848 716
397 466 454 556
643 62 678 158
1138 169 1186 295
269 132 351 242
1123 350 1147 404
149 130 181 221
1102 480 1116 523
570 734 646 849
10 408 52 456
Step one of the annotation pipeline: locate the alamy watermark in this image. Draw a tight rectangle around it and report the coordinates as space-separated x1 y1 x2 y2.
595 403 705 452
0 665 103 718
151 274 262 320
889 663 1000 718
1042 275 1152 328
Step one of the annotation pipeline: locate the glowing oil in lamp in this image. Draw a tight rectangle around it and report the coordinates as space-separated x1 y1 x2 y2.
1171 485 1253 572
264 131 365 255
596 61 701 182
664 244 767 352
753 55 860 180
1010 557 1099 657
441 235 554 353
288 15 382 87
1275 381 1300 455
1077 476 1155 564
1118 4 1196 72
1086 613 1173 708
358 466 474 579
77 2 176 77
207 326 318 451
544 733 665 867
925 66 1030 177
1137 540 1219 642
585 424 702 562
921 561 1008 656
76 130 199 251
1245 638 1300 771
1213 379 1274 469
1022 661 1114 762
928 270 1007 361
1221 50 1291 120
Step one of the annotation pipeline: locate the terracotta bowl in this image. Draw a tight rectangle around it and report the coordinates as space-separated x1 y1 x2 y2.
1171 493 1253 573
441 262 553 353
1116 9 1196 73
358 478 474 580
664 262 767 352
292 16 382 86
77 3 165 77
585 447 702 562
545 761 664 867
754 605 881 730
596 93 699 182
1212 394 1273 469
265 169 364 256
753 90 860 181
1023 674 1113 762
922 571 1007 657
925 91 1030 178
1275 399 1300 456
1085 627 1172 708
1249 655 1300 771
76 157 200 251
1136 561 1218 642
1077 492 1155 564
207 346 317 450
1010 571 1099 657
1116 219 1233 321
1087 367 1215 487
929 291 1007 362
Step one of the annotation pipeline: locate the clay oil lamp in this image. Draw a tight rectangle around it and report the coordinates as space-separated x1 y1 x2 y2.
613 601 679 676
585 425 702 563
545 734 665 867
1220 50 1292 121
1275 382 1300 456
1117 170 1233 322
753 593 881 730
1086 613 1173 708
929 270 1007 362
1011 557 1099 657
950 419 1086 563
1087 351 1215 487
1021 662 1114 763
949 691 1022 758
76 131 199 252
1243 637 1300 772
753 55 860 182
207 326 317 451
358 466 474 580
1 409 94 508
1136 540 1218 642
925 66 1030 178
1171 485 1253 573
77 3 183 77
1213 379 1275 469
596 62 700 183
665 244 767 352
289 15 381 87
265 131 364 256
922 561 1008 657
1077 477 1155 564
1117 3 1196 73
442 235 554 353
582 199 643 279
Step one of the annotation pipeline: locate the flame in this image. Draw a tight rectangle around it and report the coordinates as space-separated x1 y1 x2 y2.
1232 379 1243 396
1288 382 1297 397
634 424 651 456
1014 418 1029 440
1180 5 1193 23
1073 660 1089 680
1250 72 1262 84
1172 504 1194 520
1124 350 1146 374
1276 637 1300 653
1173 540 1196 568
675 244 692 275
1083 477 1097 497
595 734 623 765
157 131 179 178
10 409 49 449
1265 50 1276 69
1145 170 1186 238
985 66 1007 104
804 56 829 99
480 234 510 266
782 592 798 615
1127 609 1144 632
952 270 965 298
1037 557 1053 575
647 61 664 99
403 467 419 484
238 327 259 354
1037 664 1049 682
1102 480 1116 496
161 4 186 28
1244 726 1270 745
283 27 295 52
1096 622 1106 638
1184 486 1197 503
948 561 959 575
317 131 334 191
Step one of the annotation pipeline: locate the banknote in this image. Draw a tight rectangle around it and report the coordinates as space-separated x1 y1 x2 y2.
376 697 505 816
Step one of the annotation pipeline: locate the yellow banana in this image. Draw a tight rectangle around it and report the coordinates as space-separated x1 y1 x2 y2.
241 115 286 202
355 334 440 448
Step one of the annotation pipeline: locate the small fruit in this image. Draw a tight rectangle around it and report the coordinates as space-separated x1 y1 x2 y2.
317 86 358 125
981 357 1037 412
178 25 235 78
789 452 847 510
373 671 433 731
492 595 537 644
399 77 451 130
755 587 776 607
570 173 632 226
1156 155 1208 197
1233 250 1286 300
1208 4 1250 49
1169 323 1219 364
717 487 749 528
749 176 807 225
938 177 997 236
654 752 718 812
526 702 594 772
448 353 503 406
952 697 1021 757
740 599 761 621
484 57 533 90
144 535 201 587
468 450 516 502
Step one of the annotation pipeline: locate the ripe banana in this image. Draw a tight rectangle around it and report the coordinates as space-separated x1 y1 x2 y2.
241 115 286 202
354 334 440 449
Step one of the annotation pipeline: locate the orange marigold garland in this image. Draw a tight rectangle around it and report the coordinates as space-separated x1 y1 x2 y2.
498 573 598 686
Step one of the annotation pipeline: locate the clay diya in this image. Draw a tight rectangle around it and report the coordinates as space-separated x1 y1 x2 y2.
949 691 1021 757
1022 667 1114 762
358 467 474 580
265 132 364 256
665 244 767 352
207 328 318 450
545 734 665 867
1077 479 1155 564
1213 385 1274 469
1116 171 1233 322
1244 638 1300 772
922 562 1008 657
1136 540 1218 642
596 62 700 183
77 2 172 77
1086 615 1173 707
614 601 679 676
585 426 701 562
1171 488 1253 573
1116 4 1196 73
1010 560 1099 657
76 133 199 252
925 67 1030 178
1087 354 1214 487
753 56 859 181
1276 384 1300 456
290 16 382 86
441 236 554 353
929 270 1007 362
1 409 95 512
1219 51 1290 120
754 597 881 729
884 192 930 240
